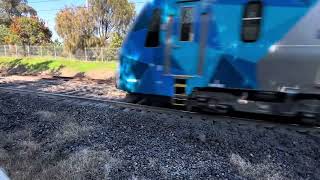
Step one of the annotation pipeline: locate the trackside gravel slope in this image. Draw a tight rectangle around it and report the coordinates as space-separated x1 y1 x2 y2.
0 90 319 179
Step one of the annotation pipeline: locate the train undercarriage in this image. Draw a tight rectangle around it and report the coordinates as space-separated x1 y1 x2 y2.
188 87 320 125
125 86 320 126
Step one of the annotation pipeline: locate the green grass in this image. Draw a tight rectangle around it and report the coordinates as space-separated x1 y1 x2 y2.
0 57 117 78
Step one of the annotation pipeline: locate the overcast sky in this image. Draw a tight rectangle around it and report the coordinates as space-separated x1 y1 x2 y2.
29 0 149 40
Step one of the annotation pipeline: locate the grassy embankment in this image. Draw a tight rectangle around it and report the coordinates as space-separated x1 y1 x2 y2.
0 57 117 79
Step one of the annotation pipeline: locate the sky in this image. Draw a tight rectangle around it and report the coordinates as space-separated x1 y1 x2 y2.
28 0 150 40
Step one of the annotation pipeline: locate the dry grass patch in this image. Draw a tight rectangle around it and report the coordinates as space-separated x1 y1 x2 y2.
38 149 117 180
230 153 284 180
0 130 42 180
0 114 114 180
55 121 94 142
34 111 57 121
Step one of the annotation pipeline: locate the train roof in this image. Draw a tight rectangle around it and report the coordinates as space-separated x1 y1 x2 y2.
149 0 315 7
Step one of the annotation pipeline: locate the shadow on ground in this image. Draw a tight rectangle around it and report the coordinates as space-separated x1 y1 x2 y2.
0 59 64 76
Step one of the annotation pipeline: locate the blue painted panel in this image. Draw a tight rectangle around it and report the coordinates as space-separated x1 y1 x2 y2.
169 1 201 75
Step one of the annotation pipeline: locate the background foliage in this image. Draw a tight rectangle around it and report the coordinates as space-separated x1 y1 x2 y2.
56 0 135 54
88 0 135 40
0 0 37 25
0 0 136 56
0 24 10 44
9 16 52 46
0 0 51 48
55 7 96 54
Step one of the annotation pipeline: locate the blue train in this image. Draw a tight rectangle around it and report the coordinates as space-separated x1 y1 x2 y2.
117 0 320 120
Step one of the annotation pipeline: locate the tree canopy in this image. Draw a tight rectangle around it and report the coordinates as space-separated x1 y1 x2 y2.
109 32 124 49
0 0 37 26
0 24 10 44
55 7 97 54
88 0 135 40
9 16 52 46
0 0 51 47
55 0 135 54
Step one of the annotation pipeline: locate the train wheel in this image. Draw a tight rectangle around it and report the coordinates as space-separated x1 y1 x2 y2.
299 112 320 126
124 93 171 107
123 93 143 103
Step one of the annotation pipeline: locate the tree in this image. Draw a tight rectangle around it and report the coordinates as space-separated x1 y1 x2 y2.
55 7 96 54
0 0 37 26
55 1 135 54
88 0 135 43
109 32 123 49
0 24 11 44
9 16 52 47
53 39 62 47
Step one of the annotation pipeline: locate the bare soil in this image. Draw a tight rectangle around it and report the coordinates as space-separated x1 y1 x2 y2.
0 75 126 100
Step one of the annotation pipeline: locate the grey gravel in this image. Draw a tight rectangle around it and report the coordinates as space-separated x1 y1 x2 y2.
0 91 319 180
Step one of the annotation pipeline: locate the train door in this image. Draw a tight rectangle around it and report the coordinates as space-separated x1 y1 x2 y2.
165 1 204 76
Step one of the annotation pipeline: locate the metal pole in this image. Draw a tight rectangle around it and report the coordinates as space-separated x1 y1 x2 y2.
27 46 30 57
4 45 6 57
54 46 57 59
85 47 88 61
101 47 104 61
15 45 18 58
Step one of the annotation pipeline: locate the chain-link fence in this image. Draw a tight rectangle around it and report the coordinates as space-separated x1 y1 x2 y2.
0 45 119 61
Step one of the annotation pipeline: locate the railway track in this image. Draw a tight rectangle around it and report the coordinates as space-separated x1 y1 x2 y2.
0 85 319 137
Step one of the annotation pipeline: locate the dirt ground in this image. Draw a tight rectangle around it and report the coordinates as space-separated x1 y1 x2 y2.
0 75 126 100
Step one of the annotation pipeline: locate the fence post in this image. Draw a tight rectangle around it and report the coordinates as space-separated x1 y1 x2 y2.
84 47 88 61
40 46 43 56
4 45 6 57
101 47 104 61
54 46 57 59
27 46 30 57
15 45 18 58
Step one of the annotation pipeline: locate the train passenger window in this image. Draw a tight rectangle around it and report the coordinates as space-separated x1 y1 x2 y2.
180 7 194 41
242 1 263 42
145 9 161 47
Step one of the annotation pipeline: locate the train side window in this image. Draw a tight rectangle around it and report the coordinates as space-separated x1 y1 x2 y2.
242 1 263 42
180 7 194 41
145 9 161 47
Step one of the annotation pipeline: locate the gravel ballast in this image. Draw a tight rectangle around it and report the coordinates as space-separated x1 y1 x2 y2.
0 90 319 179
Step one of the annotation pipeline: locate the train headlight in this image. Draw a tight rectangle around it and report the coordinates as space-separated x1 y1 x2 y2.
269 45 278 53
